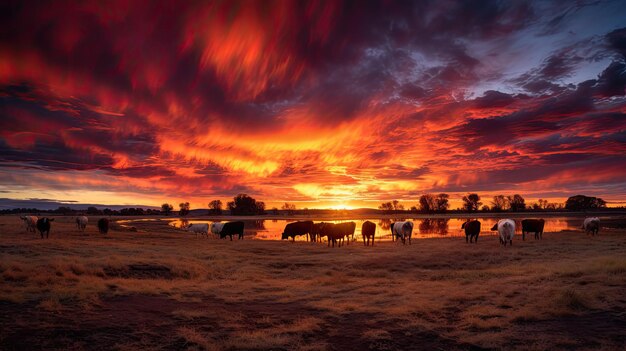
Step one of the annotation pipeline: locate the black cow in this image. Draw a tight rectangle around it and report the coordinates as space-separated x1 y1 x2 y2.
310 223 325 242
36 217 54 239
521 219 545 240
461 220 481 243
281 221 314 242
335 222 356 246
361 221 376 246
98 218 110 234
319 223 343 247
220 221 245 241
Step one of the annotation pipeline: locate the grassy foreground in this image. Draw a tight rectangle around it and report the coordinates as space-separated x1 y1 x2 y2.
1 216 625 350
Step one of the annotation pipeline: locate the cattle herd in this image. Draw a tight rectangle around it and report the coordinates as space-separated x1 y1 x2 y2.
16 215 603 247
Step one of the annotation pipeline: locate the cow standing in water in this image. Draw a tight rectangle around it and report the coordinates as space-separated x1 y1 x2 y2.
361 221 376 246
521 219 545 240
492 219 515 246
36 218 54 239
461 220 481 243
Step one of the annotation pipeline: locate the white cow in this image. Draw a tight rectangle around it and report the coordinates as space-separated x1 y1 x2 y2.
20 216 38 233
210 222 224 236
76 216 88 232
392 221 414 245
582 217 600 236
491 219 515 246
186 223 209 238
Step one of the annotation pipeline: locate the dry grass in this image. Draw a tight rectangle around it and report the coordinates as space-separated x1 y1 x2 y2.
1 215 625 350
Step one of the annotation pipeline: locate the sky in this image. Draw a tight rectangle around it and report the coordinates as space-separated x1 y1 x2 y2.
1 0 626 210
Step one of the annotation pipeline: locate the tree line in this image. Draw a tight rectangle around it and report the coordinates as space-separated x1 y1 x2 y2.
378 193 608 213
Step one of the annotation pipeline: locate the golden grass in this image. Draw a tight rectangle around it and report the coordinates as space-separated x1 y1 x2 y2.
1 215 625 350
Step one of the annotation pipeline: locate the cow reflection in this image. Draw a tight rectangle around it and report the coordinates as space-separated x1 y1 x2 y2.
418 219 449 235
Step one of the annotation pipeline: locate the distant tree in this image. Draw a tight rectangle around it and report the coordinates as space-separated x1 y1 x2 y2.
392 200 404 211
227 194 264 215
256 201 266 215
419 194 436 212
565 195 607 211
55 206 73 214
208 200 223 215
86 206 101 215
179 202 190 217
481 205 490 212
282 202 296 215
462 193 482 212
103 208 114 216
508 194 526 211
491 195 509 212
379 201 393 213
409 206 418 212
161 203 174 215
435 193 449 212
271 207 279 215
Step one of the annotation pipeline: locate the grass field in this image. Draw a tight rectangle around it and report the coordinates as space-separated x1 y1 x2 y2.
1 215 625 350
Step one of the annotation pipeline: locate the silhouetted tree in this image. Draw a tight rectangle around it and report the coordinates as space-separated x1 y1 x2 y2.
462 193 482 212
491 195 509 212
271 207 279 215
86 206 101 215
161 203 173 215
392 200 404 211
419 194 436 212
208 200 223 215
436 193 449 212
379 202 393 213
227 194 264 215
508 194 526 211
179 202 190 216
256 201 266 215
565 195 607 211
481 205 490 211
282 203 296 215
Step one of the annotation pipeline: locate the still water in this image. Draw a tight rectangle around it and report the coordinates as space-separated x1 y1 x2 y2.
168 217 591 241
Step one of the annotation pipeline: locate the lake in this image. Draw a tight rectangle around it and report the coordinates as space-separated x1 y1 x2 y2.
166 217 600 241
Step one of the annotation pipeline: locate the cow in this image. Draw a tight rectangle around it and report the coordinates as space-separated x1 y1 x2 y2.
20 215 38 233
319 223 344 247
36 217 54 239
186 223 209 238
97 218 109 234
310 222 325 242
461 220 481 243
76 216 88 232
336 222 356 245
361 221 376 246
392 221 413 245
210 222 224 236
521 219 545 240
582 217 600 236
220 221 245 241
281 221 314 242
491 219 515 246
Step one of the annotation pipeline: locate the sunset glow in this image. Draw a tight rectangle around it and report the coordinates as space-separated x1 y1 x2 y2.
1 1 626 209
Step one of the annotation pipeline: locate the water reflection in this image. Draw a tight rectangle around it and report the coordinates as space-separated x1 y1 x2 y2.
418 219 449 235
166 217 598 241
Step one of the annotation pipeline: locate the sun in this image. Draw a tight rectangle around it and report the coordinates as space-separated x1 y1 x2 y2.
327 203 355 210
